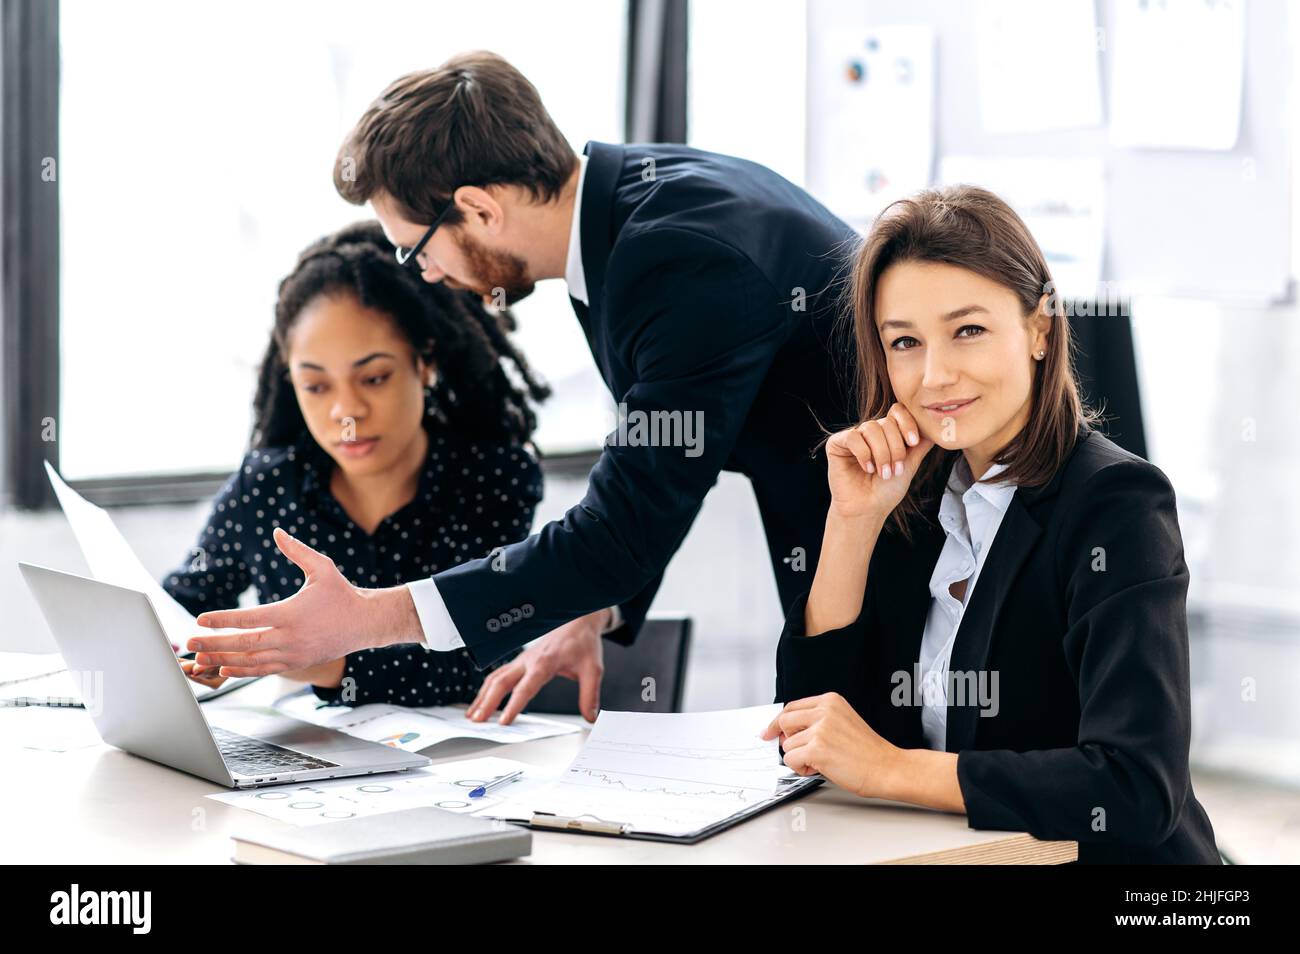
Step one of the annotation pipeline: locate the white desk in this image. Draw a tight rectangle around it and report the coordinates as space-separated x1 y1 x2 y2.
0 676 1076 864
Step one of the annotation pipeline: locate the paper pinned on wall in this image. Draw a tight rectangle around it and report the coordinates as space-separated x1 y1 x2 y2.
806 24 935 224
939 156 1107 302
975 0 1102 135
1108 0 1245 150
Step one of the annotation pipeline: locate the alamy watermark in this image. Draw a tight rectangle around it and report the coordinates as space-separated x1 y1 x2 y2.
891 664 1000 719
605 402 704 458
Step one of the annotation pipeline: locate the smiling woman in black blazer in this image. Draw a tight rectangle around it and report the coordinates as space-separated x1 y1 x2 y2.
763 185 1220 864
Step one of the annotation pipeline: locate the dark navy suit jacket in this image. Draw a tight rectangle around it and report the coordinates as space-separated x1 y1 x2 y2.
436 141 859 666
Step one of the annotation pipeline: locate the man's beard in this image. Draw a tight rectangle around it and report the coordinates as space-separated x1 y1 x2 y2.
452 231 535 306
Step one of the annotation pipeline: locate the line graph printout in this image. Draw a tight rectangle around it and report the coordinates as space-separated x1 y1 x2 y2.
485 704 800 837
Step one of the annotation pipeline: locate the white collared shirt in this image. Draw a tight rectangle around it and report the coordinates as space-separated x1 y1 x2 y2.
564 153 589 306
917 456 1017 751
406 151 621 650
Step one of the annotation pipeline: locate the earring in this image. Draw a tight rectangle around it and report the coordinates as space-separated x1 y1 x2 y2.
1034 350 1046 360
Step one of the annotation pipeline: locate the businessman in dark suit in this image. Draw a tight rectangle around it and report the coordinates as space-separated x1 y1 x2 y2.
187 51 859 722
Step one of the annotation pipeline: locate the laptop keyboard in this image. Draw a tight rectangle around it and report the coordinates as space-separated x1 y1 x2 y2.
211 725 338 776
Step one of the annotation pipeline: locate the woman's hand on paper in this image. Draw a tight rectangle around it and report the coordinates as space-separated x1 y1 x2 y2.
761 692 904 799
825 403 934 520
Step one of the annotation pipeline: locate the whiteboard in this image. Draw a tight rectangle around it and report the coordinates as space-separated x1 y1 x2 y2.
806 0 1292 304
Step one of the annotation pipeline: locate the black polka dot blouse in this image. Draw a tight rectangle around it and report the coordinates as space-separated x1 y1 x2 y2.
162 426 543 708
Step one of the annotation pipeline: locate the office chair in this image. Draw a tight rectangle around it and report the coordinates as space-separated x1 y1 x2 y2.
1067 302 1148 458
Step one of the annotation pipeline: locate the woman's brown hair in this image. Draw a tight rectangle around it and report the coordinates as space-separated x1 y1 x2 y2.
846 184 1101 540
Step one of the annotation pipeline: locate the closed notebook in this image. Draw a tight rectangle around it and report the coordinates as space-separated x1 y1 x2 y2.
232 806 532 865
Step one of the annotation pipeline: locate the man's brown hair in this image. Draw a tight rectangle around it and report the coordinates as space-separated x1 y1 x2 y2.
847 185 1101 539
334 51 577 227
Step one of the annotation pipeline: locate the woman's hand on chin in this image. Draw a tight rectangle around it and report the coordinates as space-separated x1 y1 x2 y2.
825 402 934 521
762 692 903 799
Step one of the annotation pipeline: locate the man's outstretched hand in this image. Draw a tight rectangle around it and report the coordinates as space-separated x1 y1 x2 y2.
466 608 610 725
187 527 421 677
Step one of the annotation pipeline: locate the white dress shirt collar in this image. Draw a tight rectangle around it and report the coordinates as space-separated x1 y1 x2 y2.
941 456 1017 522
564 154 589 306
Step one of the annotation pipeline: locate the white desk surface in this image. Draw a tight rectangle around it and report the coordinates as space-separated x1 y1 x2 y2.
0 676 1075 865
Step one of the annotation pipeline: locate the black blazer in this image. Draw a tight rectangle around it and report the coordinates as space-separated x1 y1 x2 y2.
436 141 859 665
775 427 1221 864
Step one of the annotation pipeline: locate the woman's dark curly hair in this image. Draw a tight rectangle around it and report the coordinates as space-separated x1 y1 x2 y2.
251 220 550 452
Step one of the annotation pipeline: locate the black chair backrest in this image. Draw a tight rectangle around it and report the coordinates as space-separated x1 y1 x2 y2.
1068 305 1148 459
523 616 692 715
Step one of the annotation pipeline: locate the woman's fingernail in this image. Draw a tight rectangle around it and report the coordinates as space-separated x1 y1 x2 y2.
896 459 905 476
882 464 891 479
866 461 874 474
908 431 918 445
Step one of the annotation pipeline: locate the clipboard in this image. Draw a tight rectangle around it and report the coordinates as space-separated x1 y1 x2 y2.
507 774 825 845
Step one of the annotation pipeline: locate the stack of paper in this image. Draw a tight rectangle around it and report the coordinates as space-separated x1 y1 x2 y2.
208 756 555 826
486 704 806 838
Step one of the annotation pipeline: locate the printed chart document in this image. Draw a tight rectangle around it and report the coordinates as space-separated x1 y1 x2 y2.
939 156 1106 301
483 704 818 840
806 24 935 224
272 691 580 752
208 756 555 826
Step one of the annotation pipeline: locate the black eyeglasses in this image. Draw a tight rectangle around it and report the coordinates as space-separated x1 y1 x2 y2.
394 199 457 271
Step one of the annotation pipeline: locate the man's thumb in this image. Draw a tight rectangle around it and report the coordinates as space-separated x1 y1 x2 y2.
273 526 326 572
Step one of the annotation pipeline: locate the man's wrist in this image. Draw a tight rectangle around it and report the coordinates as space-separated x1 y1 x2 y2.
601 605 621 634
361 585 425 648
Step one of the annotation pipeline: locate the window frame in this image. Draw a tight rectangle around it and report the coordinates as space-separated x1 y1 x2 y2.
2 0 689 510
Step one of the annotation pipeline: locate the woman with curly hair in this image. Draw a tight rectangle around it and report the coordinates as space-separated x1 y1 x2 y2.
163 220 550 707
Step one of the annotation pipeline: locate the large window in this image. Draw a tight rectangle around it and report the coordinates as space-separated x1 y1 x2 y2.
58 0 625 480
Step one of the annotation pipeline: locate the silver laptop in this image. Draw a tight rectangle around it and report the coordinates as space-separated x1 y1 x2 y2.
18 562 430 788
